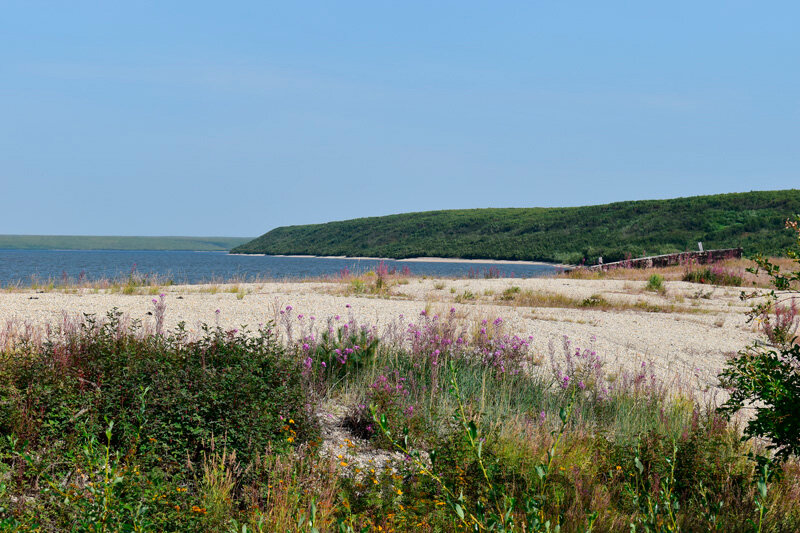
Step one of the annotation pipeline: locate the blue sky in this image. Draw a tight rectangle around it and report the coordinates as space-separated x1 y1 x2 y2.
2 1 798 236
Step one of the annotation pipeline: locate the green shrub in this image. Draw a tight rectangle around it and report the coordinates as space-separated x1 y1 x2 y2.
683 266 743 286
581 294 608 307
500 286 521 300
720 215 800 460
645 274 664 292
0 311 316 464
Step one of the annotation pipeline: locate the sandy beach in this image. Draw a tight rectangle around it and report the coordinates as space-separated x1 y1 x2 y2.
0 276 762 393
267 254 569 267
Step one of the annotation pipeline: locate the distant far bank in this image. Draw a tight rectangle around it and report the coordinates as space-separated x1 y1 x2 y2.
0 235 252 252
262 254 570 267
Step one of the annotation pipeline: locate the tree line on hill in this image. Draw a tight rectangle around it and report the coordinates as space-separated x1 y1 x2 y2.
232 189 800 264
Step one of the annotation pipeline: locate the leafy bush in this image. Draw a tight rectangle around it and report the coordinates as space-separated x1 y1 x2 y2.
581 294 609 307
646 273 665 292
0 310 316 464
759 298 799 348
683 265 743 286
720 215 800 460
719 344 800 459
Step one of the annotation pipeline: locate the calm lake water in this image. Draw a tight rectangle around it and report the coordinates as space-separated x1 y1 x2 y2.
0 250 562 286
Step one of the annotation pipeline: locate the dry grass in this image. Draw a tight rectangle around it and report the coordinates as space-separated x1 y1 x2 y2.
495 287 707 314
561 257 794 288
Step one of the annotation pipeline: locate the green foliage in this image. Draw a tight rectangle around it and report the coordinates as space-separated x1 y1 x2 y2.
720 215 800 460
645 274 665 293
232 189 800 263
719 344 800 459
580 294 608 307
500 286 521 300
682 267 744 286
0 312 316 465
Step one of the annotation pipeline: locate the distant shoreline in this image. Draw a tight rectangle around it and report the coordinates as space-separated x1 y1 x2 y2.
253 254 570 268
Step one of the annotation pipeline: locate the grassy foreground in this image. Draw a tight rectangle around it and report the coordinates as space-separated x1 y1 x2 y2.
232 189 800 264
1 294 799 532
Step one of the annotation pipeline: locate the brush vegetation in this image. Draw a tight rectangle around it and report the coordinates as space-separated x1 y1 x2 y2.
0 235 251 251
233 189 800 264
2 292 799 530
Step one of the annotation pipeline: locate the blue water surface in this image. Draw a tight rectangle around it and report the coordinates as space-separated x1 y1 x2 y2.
0 250 563 286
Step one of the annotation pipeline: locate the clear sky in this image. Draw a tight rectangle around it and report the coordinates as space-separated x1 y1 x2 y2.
2 1 798 237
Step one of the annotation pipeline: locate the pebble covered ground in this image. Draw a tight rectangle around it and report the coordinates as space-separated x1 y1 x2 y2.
0 276 763 392
1 276 770 469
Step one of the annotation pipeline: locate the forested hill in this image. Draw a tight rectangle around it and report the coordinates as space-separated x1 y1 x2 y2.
232 190 800 264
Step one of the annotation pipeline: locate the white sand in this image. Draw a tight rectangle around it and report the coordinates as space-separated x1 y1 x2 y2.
0 277 764 393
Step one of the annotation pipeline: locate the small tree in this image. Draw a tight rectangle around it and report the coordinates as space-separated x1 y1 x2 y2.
719 216 800 460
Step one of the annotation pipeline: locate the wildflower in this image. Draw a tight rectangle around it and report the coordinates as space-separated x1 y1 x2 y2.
287 437 294 443
286 305 292 311
340 461 348 467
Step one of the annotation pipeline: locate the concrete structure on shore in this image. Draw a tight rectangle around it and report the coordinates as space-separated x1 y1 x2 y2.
586 248 742 272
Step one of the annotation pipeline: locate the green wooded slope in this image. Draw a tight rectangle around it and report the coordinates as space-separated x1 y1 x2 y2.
0 235 252 251
232 190 800 264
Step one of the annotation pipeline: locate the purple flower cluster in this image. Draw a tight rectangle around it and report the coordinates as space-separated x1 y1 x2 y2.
549 335 606 398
